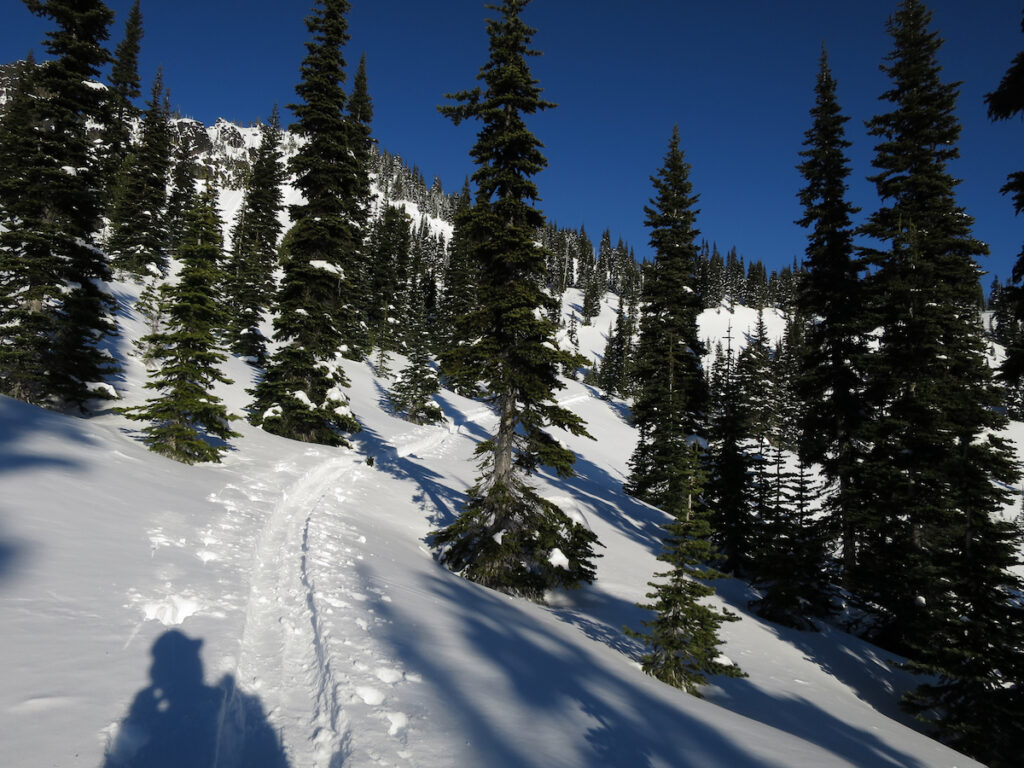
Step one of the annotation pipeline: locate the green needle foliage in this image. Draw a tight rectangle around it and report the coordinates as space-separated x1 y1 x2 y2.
431 0 599 600
627 444 745 696
123 187 239 464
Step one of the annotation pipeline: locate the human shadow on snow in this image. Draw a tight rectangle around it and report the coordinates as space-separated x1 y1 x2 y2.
102 630 290 768
363 562 768 768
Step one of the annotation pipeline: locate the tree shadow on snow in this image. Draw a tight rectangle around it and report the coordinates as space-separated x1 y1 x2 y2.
0 394 93 476
351 403 465 529
537 453 668 557
361 562 770 768
708 578 931 766
102 630 290 768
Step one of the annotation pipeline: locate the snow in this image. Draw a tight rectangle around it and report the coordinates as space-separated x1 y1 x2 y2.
0 288 997 767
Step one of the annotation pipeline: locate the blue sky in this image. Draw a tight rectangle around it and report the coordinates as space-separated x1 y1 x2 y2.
4 0 1023 283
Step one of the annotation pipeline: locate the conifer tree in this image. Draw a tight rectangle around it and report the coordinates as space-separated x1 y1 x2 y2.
388 279 443 425
794 46 868 587
705 330 754 575
367 204 413 353
438 179 484 396
596 294 634 399
987 9 1024 388
101 0 143 191
860 3 1024 756
580 267 603 326
627 442 745 696
430 0 599 600
248 0 362 446
625 126 708 514
0 0 117 409
106 68 173 277
165 140 200 255
224 108 285 365
123 186 239 464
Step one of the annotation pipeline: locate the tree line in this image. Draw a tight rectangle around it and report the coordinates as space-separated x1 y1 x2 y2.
1 0 1023 764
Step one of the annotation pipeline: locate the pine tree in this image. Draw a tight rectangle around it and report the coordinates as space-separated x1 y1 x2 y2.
122 186 239 464
596 294 634 399
860 3 1024 756
224 107 285 365
625 126 707 513
430 0 599 600
101 0 143 192
106 68 173 277
0 0 118 409
248 0 362 446
366 204 413 353
987 10 1024 389
627 443 745 696
165 139 200 255
705 330 754 576
580 267 603 325
388 278 443 426
794 46 868 589
438 179 484 396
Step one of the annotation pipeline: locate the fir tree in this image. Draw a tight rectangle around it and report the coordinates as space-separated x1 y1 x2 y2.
388 279 443 425
987 9 1024 389
165 139 200 255
123 186 239 464
794 46 868 588
580 267 603 325
224 107 285 365
860 2 1024 756
366 204 413 353
106 68 173 277
438 179 484 396
627 443 745 696
596 294 634 399
705 329 754 576
625 126 707 513
430 0 599 600
101 0 143 191
0 0 118 409
248 0 362 446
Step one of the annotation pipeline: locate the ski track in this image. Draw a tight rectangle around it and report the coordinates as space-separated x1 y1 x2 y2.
128 391 595 766
210 443 426 767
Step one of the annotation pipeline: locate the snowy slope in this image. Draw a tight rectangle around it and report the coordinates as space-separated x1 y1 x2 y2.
0 276 996 767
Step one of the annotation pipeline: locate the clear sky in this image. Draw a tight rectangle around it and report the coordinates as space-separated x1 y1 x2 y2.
4 0 1023 284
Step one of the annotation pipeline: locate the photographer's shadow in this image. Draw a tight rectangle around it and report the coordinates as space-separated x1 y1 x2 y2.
104 630 289 768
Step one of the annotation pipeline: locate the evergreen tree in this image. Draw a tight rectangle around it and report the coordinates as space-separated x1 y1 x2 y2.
344 51 375 354
101 0 143 191
106 68 173 277
224 107 286 365
165 139 200 255
627 443 745 696
625 126 708 513
794 46 868 588
248 0 362 446
0 0 118 409
367 204 413 353
388 279 443 425
122 186 239 464
860 3 1024 756
430 0 599 600
987 9 1024 389
580 266 603 325
596 294 633 398
438 179 484 396
705 330 754 575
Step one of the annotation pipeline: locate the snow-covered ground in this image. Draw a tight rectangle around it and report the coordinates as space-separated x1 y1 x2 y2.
0 286 1001 767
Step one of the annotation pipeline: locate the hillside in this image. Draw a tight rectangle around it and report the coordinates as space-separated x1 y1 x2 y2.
0 266 1002 766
